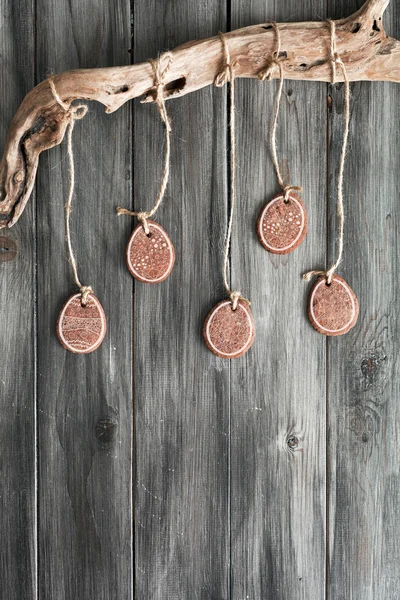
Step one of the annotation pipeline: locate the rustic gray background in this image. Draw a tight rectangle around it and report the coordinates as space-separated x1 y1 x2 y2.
0 0 398 598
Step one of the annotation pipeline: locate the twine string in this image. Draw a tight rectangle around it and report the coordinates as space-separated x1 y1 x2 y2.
116 52 173 235
48 77 92 306
259 22 302 202
303 20 350 285
215 32 249 311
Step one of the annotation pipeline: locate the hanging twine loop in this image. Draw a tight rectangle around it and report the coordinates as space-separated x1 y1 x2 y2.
258 22 303 203
215 32 250 311
257 21 282 82
303 20 350 285
48 76 92 306
116 52 173 235
214 32 236 88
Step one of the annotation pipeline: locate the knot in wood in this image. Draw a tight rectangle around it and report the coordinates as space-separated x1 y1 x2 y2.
95 417 117 445
0 236 17 262
69 104 88 121
287 435 299 450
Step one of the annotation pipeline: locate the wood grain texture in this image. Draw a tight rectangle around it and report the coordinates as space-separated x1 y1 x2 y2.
132 1 229 597
327 1 400 598
1 0 400 597
229 1 327 598
35 0 133 598
0 0 36 598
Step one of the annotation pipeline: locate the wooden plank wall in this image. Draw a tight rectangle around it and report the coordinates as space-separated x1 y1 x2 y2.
229 0 327 597
0 0 36 598
132 2 229 597
0 0 398 598
35 1 133 598
328 1 400 599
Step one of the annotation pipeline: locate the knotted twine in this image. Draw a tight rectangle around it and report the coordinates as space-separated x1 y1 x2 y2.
215 32 250 311
116 52 173 235
258 22 302 203
48 76 92 305
303 20 351 284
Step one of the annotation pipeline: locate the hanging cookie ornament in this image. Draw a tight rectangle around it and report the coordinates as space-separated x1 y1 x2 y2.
48 77 107 354
117 54 175 283
256 22 307 255
303 21 359 337
202 33 255 360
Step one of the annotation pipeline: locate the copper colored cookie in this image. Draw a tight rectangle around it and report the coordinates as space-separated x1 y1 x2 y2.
308 274 359 336
203 299 255 359
126 220 175 283
256 192 307 254
57 292 107 354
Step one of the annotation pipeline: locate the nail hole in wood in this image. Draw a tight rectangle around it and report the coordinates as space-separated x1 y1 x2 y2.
352 22 361 33
361 357 379 378
164 77 186 95
96 417 117 445
116 85 129 94
13 170 24 184
287 435 299 449
0 236 17 262
361 354 386 381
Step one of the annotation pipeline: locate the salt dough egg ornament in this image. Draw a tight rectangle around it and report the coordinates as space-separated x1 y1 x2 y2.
57 292 107 354
126 220 175 283
308 274 359 336
203 299 255 359
257 192 308 255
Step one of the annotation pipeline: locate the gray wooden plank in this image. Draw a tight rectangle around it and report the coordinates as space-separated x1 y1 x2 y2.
229 1 327 598
132 2 229 597
35 1 133 598
327 1 400 598
0 1 36 598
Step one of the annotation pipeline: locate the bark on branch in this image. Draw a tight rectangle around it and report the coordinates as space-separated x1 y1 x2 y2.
0 0 398 228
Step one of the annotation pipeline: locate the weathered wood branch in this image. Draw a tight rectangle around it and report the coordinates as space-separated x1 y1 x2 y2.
0 0 398 228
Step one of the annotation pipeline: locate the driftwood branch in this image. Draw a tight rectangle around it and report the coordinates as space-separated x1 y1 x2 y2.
0 0 398 228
